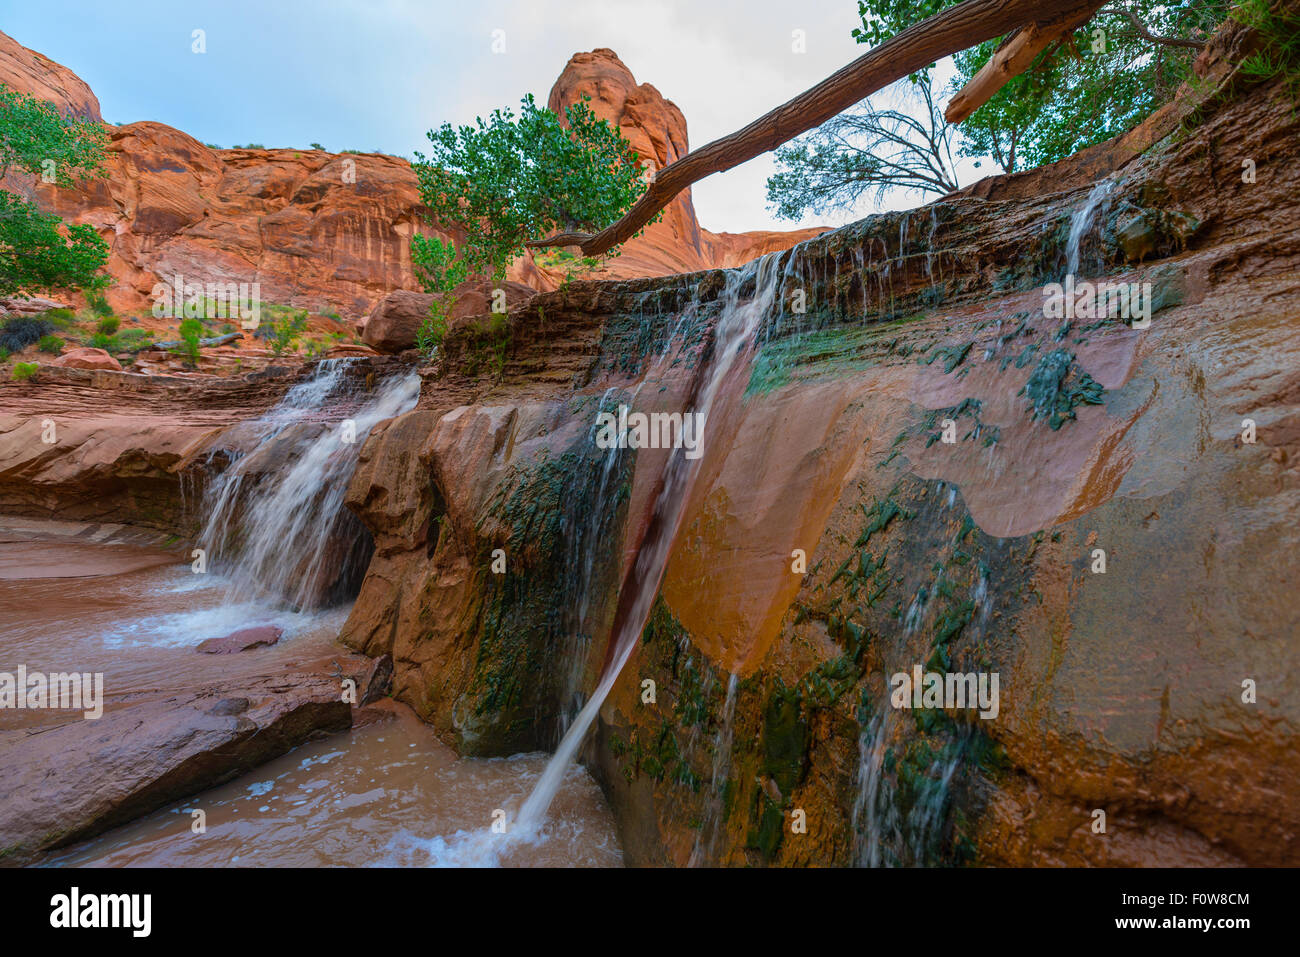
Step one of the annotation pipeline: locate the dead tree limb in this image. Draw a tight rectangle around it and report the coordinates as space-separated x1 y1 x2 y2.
527 0 1105 257
151 331 244 350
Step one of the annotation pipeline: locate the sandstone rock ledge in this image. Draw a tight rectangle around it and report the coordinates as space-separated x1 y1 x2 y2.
0 656 390 863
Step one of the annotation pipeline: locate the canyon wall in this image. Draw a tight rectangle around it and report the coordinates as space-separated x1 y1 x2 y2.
2 17 1296 868
337 33 1300 865
0 34 821 322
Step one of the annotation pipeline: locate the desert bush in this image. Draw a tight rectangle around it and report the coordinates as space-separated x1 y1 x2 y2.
0 315 52 352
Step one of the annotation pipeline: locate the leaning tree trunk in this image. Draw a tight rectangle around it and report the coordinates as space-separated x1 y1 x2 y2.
528 0 1106 257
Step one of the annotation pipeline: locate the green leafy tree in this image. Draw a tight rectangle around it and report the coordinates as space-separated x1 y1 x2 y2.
0 83 110 297
412 93 656 283
265 309 308 356
88 291 114 317
412 235 468 353
852 1 1228 174
173 318 202 366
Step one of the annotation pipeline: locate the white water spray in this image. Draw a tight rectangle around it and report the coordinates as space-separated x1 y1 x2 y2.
199 359 420 609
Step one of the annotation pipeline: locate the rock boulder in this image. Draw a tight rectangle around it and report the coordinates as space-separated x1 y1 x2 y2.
48 347 122 371
196 625 284 654
361 281 536 353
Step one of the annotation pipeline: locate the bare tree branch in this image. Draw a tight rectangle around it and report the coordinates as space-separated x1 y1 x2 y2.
1100 5 1207 49
766 72 963 218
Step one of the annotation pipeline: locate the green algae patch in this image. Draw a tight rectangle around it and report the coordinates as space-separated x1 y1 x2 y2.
458 440 633 754
760 679 808 799
747 794 786 860
918 339 973 374
1019 348 1106 430
745 325 883 397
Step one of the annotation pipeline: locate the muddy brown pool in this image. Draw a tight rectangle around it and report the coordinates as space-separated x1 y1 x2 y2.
0 521 622 867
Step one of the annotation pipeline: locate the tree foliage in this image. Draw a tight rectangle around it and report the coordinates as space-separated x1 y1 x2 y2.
412 94 655 282
173 317 202 366
1232 0 1300 102
0 83 110 297
854 0 1229 174
412 234 468 353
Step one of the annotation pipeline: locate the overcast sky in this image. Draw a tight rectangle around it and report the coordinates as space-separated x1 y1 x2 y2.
5 0 984 233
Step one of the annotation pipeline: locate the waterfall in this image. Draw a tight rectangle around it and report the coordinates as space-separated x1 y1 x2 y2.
852 705 897 867
851 694 971 867
688 672 739 867
198 359 420 609
514 253 784 838
552 385 639 743
1063 179 1114 280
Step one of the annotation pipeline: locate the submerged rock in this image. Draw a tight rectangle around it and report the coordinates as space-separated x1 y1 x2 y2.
196 625 284 654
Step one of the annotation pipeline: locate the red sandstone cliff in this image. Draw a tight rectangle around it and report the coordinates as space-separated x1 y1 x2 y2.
0 34 822 321
0 30 100 121
548 49 826 279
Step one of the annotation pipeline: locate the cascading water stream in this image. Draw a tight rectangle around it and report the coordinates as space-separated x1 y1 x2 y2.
852 705 896 868
513 254 784 840
687 671 739 867
198 359 420 609
851 699 970 867
1063 179 1114 280
552 385 640 742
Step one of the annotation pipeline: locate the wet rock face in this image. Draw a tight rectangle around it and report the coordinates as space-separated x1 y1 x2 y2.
340 60 1300 865
341 400 636 754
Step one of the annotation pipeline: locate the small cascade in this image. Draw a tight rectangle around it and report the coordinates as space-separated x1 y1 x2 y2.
1063 179 1115 280
688 672 739 867
514 253 784 839
198 359 420 610
851 705 896 868
924 204 941 284
852 695 971 867
551 386 638 743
